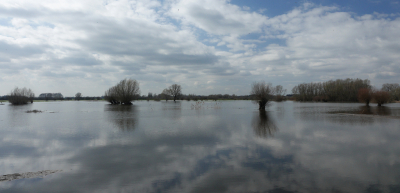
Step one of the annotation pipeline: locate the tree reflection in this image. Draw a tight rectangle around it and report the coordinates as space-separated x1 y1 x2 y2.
105 105 138 131
252 110 278 138
375 106 391 115
359 106 373 114
162 101 182 120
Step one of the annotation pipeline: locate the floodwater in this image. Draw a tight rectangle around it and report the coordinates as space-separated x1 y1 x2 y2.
0 100 400 193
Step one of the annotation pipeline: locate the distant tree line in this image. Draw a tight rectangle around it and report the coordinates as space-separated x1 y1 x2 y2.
292 78 372 102
291 78 398 106
142 93 253 101
4 78 398 107
381 83 400 101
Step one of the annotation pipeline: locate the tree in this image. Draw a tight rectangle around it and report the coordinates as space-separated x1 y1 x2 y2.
373 91 390 106
168 84 182 102
274 85 286 102
381 83 400 101
251 81 275 110
8 87 35 105
292 78 371 102
104 78 140 105
75 92 82 101
358 88 373 106
161 89 171 101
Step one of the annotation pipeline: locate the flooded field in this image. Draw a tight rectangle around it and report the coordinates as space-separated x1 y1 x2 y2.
0 101 400 192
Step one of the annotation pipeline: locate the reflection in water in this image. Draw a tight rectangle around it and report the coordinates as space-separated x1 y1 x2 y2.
358 106 391 115
296 105 397 125
105 105 138 131
0 170 61 182
2 101 400 192
162 101 182 120
359 106 373 114
374 106 391 115
252 110 278 138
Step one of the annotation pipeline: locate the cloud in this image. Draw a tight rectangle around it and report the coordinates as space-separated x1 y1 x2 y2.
0 1 399 95
248 4 400 87
167 0 267 36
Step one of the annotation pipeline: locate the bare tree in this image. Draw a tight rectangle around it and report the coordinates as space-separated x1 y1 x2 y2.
75 92 82 101
251 81 275 110
373 91 390 106
8 87 35 105
168 84 182 102
105 86 118 104
274 85 286 102
104 78 140 105
358 88 373 106
161 88 171 101
292 78 371 102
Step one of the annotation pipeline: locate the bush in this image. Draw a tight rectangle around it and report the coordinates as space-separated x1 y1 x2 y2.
8 87 35 105
104 78 140 105
251 81 275 110
358 88 373 106
373 91 390 106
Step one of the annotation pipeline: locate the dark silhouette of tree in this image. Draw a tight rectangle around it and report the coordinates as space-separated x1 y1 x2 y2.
168 84 181 102
8 87 35 105
373 91 390 106
358 88 373 106
251 81 274 110
104 78 140 105
292 78 371 102
75 92 82 101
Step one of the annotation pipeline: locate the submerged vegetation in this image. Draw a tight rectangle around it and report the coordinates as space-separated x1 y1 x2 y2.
8 87 35 105
250 81 287 110
104 78 140 105
251 81 275 110
26 110 42 113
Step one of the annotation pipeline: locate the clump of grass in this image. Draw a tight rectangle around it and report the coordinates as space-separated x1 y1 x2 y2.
26 110 42 113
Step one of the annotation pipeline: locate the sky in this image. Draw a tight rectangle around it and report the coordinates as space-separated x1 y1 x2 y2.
0 0 400 96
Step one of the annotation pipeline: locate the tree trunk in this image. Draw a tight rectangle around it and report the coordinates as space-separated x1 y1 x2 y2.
259 101 267 110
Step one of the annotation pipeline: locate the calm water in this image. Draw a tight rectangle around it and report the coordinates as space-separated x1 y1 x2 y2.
0 101 400 193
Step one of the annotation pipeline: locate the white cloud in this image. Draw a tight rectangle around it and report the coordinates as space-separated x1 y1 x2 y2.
167 0 267 35
0 1 399 96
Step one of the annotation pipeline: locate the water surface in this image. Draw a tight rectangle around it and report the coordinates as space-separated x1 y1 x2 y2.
0 101 400 192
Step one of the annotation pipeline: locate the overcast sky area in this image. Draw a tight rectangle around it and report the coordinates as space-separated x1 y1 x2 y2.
1 0 400 96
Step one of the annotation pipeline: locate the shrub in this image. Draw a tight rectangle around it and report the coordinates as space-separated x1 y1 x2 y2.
251 81 275 110
104 78 140 105
358 88 373 106
8 87 35 105
373 91 390 106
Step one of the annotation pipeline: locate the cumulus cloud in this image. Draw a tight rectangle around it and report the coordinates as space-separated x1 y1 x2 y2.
0 1 399 95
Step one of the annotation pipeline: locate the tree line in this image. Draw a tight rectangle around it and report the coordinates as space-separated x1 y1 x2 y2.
291 78 399 106
4 78 399 108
